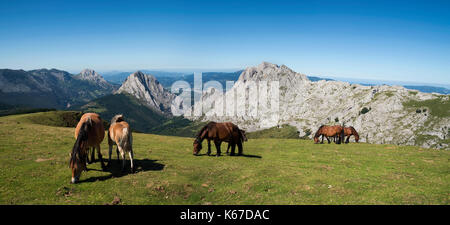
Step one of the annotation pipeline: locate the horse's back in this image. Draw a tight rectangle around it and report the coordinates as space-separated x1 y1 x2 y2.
75 113 105 145
109 121 130 140
215 122 240 141
109 121 132 150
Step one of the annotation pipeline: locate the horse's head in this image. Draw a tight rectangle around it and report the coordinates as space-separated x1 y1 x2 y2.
70 142 87 183
313 125 324 144
314 136 320 143
193 139 202 155
70 122 89 183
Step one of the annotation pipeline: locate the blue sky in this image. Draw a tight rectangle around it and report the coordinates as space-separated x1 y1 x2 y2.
0 0 449 85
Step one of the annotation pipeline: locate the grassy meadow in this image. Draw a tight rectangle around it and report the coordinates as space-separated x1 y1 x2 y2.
0 112 448 204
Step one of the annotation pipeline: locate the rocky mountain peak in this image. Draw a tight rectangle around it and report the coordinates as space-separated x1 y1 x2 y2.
117 71 176 115
77 69 112 89
239 62 309 83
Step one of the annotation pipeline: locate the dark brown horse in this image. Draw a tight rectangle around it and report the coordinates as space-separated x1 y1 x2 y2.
343 126 359 143
313 125 345 144
70 113 105 183
193 122 244 156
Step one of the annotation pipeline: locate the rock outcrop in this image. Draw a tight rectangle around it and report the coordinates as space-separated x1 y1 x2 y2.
186 62 449 149
117 71 181 115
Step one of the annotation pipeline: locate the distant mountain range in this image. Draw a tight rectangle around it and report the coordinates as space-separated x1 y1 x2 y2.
0 68 117 109
103 70 450 95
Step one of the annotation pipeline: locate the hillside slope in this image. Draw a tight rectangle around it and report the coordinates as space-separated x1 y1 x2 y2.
0 112 448 204
78 93 166 133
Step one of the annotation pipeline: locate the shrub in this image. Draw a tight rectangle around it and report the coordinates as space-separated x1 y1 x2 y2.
360 107 370 114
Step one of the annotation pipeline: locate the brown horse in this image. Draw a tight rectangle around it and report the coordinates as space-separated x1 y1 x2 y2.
313 125 344 144
107 114 134 172
70 113 105 183
344 126 359 143
193 122 244 156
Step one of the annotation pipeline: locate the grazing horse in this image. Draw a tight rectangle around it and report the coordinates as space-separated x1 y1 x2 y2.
193 122 243 156
344 126 359 143
70 113 105 183
313 125 345 144
107 114 134 172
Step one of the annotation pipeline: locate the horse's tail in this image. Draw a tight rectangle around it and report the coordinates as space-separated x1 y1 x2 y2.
110 114 124 125
121 127 132 152
338 127 345 144
239 129 248 142
351 126 359 142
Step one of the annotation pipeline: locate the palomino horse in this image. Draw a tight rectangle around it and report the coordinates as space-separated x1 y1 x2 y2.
193 122 244 156
70 113 105 183
313 125 345 144
107 115 134 172
343 126 359 143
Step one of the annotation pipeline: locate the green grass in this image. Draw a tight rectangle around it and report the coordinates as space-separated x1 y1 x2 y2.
247 124 300 139
0 112 449 205
150 116 208 137
403 96 450 118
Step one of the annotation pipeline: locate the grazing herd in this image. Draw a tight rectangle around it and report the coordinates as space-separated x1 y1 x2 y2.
313 125 359 144
69 112 359 183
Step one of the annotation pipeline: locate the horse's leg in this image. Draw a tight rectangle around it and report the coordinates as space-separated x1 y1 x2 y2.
107 144 113 167
96 144 106 170
214 140 221 157
226 143 231 155
128 150 134 173
90 147 96 163
327 136 331 144
237 141 243 156
116 146 120 161
207 139 211 156
85 148 90 164
118 146 126 172
229 141 236 156
345 135 350 144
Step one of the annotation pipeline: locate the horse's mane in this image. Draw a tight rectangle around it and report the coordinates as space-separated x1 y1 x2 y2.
70 120 91 166
110 114 124 125
314 125 325 138
194 122 215 143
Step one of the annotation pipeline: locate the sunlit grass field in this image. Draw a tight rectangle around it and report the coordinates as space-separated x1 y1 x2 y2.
0 112 448 204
